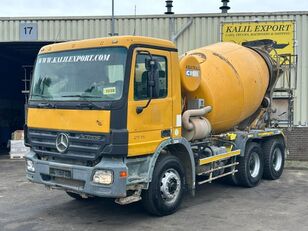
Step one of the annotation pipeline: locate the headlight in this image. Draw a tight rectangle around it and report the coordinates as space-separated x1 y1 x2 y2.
92 170 113 185
26 159 35 172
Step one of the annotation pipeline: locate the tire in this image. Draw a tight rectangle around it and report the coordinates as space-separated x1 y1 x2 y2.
223 171 240 186
142 154 185 216
262 138 285 180
66 191 93 200
222 159 240 186
236 142 264 188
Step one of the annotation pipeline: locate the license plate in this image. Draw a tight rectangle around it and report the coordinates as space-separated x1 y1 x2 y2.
49 167 72 178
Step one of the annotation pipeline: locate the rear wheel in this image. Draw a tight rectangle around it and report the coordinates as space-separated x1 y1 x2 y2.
222 158 240 186
263 138 285 180
236 142 264 187
142 154 185 216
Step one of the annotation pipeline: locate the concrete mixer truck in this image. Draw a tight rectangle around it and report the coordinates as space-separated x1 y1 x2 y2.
25 36 286 216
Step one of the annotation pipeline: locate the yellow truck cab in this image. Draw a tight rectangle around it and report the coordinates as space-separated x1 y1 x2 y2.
25 36 286 216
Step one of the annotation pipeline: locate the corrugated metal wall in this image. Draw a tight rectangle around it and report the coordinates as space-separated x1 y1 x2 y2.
0 12 307 124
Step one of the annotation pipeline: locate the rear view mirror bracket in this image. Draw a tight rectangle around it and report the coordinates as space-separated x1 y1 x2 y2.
135 50 159 114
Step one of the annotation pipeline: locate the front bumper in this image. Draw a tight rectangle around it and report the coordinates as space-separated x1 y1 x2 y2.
25 151 127 198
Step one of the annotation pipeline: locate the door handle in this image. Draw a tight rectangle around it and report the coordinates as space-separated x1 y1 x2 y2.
161 129 171 138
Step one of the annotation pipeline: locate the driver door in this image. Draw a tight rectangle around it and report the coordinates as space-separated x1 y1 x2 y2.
127 48 173 157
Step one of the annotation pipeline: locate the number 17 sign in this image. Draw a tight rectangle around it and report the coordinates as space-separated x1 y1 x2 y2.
19 23 38 41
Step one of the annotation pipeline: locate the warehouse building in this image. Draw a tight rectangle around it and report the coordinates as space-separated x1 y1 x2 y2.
0 11 307 159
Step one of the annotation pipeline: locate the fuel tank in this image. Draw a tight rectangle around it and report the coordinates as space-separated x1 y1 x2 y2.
180 42 270 133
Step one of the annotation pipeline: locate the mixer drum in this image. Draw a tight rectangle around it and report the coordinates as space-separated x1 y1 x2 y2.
180 42 270 134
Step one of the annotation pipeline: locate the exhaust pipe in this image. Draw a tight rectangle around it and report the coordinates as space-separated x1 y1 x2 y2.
182 106 212 141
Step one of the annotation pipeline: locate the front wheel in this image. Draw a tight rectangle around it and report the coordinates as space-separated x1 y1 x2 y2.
142 154 185 216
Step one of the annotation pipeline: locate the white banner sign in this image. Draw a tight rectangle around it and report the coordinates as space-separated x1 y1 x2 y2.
38 54 111 64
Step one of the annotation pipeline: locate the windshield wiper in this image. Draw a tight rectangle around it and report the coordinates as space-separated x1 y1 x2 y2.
37 102 56 108
30 94 55 108
29 95 55 108
60 94 103 109
61 94 102 98
30 94 52 99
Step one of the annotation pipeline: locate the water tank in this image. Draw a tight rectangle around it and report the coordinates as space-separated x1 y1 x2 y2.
180 42 270 133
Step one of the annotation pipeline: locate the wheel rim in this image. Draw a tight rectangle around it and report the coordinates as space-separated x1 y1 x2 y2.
160 168 181 205
249 152 261 178
273 147 283 171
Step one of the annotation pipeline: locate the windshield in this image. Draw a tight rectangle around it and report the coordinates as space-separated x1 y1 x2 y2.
30 47 127 101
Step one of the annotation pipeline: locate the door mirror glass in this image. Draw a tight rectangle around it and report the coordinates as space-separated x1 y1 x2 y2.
145 58 159 98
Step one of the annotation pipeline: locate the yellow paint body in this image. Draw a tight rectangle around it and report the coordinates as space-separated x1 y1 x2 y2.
182 42 270 133
28 36 270 158
28 36 182 157
199 150 241 165
127 48 182 156
27 108 110 133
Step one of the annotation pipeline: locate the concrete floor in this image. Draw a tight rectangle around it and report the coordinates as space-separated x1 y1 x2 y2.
0 158 308 231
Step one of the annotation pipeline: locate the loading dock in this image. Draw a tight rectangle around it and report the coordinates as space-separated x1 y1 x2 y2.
0 42 50 153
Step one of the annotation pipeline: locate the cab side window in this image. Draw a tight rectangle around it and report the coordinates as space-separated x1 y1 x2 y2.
134 54 167 100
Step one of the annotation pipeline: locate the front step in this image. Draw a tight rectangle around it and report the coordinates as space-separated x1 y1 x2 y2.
115 187 142 205
115 194 142 205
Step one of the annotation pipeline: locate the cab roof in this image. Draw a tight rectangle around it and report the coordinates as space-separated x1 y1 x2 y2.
39 35 176 54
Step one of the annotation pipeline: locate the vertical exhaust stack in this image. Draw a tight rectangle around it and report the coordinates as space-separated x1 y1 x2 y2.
109 0 118 36
220 0 230 13
165 0 174 15
165 0 175 41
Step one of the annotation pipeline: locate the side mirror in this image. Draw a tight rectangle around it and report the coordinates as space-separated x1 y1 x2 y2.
136 50 160 114
145 58 159 98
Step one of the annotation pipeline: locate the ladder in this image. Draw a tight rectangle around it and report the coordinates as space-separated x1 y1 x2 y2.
21 65 33 103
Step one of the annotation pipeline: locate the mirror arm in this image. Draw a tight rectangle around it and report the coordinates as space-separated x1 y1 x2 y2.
136 50 153 59
135 49 158 115
136 98 152 114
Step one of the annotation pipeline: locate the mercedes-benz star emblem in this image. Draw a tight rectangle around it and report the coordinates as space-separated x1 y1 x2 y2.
56 133 69 153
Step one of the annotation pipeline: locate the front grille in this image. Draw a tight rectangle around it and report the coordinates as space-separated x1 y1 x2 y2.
28 129 107 164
